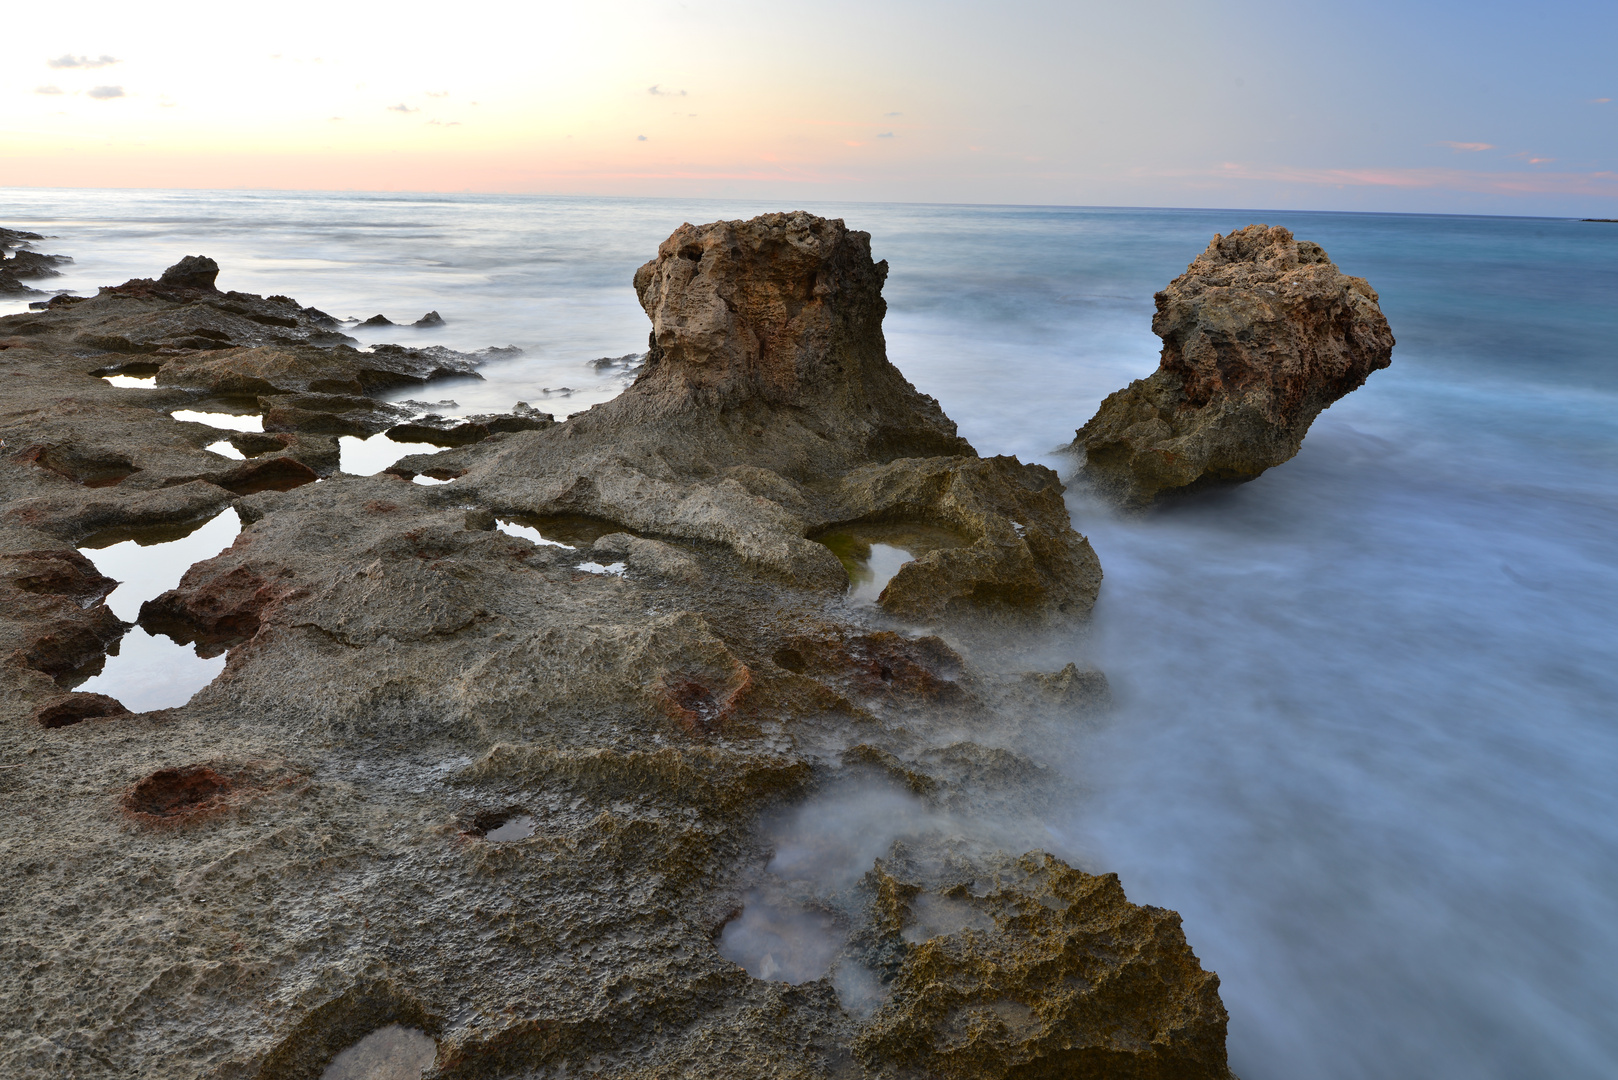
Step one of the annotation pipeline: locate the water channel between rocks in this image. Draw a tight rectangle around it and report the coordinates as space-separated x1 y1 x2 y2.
75 510 240 712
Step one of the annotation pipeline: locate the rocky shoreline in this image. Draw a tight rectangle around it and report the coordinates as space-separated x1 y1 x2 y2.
0 213 1280 1078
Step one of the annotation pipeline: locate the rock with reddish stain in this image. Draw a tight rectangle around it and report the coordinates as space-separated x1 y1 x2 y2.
1 549 124 688
121 765 235 824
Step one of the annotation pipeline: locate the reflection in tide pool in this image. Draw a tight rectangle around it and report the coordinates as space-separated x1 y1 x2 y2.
817 523 968 605
76 628 226 713
496 520 574 548
102 374 156 388
483 814 537 841
81 511 240 622
319 1025 437 1080
75 510 241 712
845 543 911 605
339 432 450 476
205 439 245 460
170 409 263 432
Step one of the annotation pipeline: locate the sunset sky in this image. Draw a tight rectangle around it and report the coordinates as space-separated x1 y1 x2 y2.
4 0 1614 215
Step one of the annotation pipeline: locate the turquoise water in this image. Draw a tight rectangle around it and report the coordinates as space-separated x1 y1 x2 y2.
5 189 1615 1078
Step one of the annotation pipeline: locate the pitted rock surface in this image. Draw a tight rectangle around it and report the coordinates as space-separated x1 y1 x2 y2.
0 221 1228 1080
1072 224 1395 506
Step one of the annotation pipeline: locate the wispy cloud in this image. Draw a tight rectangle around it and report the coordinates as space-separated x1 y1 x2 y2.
876 131 895 138
87 85 125 100
1591 98 1611 104
48 54 119 69
387 103 418 113
647 85 686 97
427 119 461 126
1437 141 1493 152
34 85 63 95
637 134 648 141
426 90 449 98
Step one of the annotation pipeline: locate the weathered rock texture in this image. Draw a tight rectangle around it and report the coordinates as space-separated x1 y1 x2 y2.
854 852 1229 1079
446 212 1101 622
1072 224 1394 506
0 222 1230 1080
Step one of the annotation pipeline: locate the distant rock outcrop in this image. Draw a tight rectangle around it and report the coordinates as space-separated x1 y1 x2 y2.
157 255 219 290
1071 224 1394 506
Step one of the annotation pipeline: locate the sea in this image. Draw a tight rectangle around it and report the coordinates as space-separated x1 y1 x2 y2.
3 188 1615 1079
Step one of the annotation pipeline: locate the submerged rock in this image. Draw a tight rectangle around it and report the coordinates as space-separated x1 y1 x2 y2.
1071 224 1394 506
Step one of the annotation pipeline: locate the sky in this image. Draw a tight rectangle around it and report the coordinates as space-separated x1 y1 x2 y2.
3 0 1614 216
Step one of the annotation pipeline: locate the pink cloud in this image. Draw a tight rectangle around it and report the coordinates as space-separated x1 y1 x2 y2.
1437 141 1494 152
1153 162 1618 199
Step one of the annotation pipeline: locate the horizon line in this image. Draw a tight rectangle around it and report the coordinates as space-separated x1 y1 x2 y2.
0 183 1602 224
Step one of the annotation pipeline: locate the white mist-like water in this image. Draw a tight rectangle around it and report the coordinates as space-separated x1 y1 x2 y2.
6 189 1615 1077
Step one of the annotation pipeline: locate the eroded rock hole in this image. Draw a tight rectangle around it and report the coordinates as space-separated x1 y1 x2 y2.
466 809 536 842
122 765 232 821
667 678 722 733
36 693 128 729
717 891 844 984
23 444 141 488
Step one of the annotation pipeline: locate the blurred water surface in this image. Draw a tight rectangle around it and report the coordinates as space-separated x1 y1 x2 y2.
4 188 1616 1079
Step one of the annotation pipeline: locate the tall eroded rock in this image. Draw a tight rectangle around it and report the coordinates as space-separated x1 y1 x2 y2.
453 211 1101 620
1072 224 1394 506
624 211 973 467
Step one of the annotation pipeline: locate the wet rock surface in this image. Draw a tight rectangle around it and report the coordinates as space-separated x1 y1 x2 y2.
1 228 69 296
1072 224 1395 506
0 217 1229 1079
